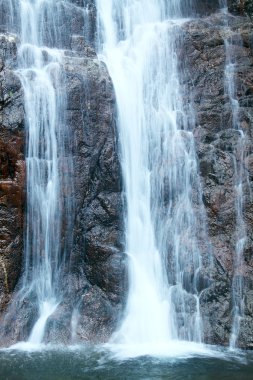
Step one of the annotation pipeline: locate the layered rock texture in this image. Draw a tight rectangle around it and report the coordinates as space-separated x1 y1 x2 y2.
0 34 25 315
0 0 253 348
51 47 124 344
0 0 124 345
180 7 253 347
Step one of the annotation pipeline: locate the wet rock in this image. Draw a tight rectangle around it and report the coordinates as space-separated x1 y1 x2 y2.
75 285 118 343
0 12 124 344
200 280 232 345
193 0 221 16
0 34 25 315
181 10 253 347
0 291 39 347
0 0 96 48
60 52 125 341
228 0 253 18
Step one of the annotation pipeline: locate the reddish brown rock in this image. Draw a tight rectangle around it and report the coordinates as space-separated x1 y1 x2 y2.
181 11 253 347
0 34 25 314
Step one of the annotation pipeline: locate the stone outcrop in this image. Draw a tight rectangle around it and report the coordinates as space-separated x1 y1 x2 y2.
228 0 253 18
193 0 220 16
193 0 253 18
0 1 124 345
45 49 125 344
37 49 125 344
0 34 25 315
0 0 96 48
180 10 253 347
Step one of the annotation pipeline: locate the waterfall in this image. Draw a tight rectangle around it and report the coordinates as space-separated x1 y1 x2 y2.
1 0 74 347
17 0 65 345
96 0 209 353
1 0 250 353
220 1 248 349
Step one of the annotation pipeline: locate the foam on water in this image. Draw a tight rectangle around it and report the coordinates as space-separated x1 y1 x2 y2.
96 0 211 355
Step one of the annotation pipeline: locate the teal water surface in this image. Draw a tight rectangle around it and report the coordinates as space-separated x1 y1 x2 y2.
0 346 253 380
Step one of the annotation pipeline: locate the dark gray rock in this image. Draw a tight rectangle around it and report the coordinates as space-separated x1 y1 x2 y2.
0 9 124 344
181 11 253 347
0 34 25 316
193 0 221 16
0 0 96 48
228 0 253 18
55 52 125 343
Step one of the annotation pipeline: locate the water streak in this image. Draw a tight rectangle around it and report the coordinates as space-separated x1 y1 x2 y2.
18 0 66 344
220 1 248 349
0 0 76 345
96 0 209 352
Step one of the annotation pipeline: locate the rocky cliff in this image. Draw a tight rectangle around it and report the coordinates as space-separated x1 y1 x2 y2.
0 34 25 316
180 7 253 347
228 0 253 18
46 43 125 344
0 0 253 348
0 0 124 345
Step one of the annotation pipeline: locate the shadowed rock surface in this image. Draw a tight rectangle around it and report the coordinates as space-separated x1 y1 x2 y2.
0 0 96 48
43 44 125 345
228 0 253 18
50 49 125 344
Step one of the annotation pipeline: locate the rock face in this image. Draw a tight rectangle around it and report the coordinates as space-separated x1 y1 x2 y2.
40 49 125 345
0 34 25 315
180 10 253 347
0 0 96 47
50 50 125 344
0 0 124 345
0 0 253 349
228 0 253 18
193 0 220 16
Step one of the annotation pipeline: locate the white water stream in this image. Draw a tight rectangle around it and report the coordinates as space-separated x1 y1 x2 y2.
1 0 248 353
96 0 207 353
220 1 247 349
6 0 69 346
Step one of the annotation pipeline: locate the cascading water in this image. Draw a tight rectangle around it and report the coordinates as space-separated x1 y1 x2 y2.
96 0 210 354
220 1 248 349
16 0 64 345
0 0 74 347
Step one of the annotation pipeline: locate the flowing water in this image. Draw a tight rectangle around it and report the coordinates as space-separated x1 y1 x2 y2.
96 0 210 355
0 0 251 371
0 0 253 378
20 0 69 346
220 1 248 349
0 0 74 346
